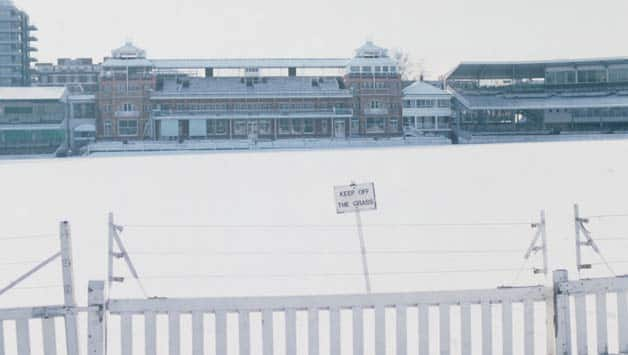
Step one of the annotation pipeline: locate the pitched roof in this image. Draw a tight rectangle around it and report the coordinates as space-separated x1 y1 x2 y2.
403 81 449 96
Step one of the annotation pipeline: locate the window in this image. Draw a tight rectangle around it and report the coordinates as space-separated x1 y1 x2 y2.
259 120 271 134
291 119 302 134
374 66 381 72
366 118 385 132
5 106 33 114
362 66 372 73
350 118 360 135
104 120 113 137
403 100 413 108
234 120 247 135
206 120 215 135
215 120 227 135
122 103 135 112
118 120 138 136
416 100 435 108
389 119 398 130
279 119 290 134
382 66 389 73
370 101 383 109
304 119 314 134
438 99 450 108
350 66 360 73
321 120 329 134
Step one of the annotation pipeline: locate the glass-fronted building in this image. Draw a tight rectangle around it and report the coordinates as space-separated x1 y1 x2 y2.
0 0 37 86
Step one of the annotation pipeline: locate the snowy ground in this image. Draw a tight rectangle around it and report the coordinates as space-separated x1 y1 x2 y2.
1 141 628 354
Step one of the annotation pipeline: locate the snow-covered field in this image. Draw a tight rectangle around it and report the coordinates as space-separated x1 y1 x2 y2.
1 141 628 355
2 140 627 306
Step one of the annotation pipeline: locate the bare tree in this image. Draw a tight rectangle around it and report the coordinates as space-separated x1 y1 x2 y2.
392 48 423 81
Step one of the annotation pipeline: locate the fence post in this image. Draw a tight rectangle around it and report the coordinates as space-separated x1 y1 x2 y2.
88 280 105 355
553 270 571 355
60 221 80 355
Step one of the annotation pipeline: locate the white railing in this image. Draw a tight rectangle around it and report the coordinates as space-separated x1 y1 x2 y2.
97 285 549 355
554 272 628 355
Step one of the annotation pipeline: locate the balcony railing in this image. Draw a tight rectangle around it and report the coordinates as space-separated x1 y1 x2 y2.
152 107 353 118
364 108 389 115
114 111 141 118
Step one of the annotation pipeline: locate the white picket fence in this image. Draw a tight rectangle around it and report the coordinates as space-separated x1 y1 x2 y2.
2 272 628 355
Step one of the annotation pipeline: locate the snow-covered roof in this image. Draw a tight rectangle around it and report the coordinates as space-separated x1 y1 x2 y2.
0 87 67 101
152 76 351 100
451 89 628 110
0 123 63 131
112 41 146 59
354 41 388 58
103 58 154 68
153 58 350 69
403 81 450 97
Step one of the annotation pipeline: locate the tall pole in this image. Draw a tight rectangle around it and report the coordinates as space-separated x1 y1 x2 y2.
59 221 80 355
355 209 372 293
574 204 582 276
540 210 548 276
108 212 114 290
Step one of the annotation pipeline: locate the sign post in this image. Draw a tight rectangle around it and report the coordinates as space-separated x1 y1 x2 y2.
334 182 377 293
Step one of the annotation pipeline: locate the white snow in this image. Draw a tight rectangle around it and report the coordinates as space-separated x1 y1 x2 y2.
1 141 628 310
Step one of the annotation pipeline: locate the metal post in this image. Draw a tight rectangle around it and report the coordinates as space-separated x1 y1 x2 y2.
574 204 582 276
87 280 105 355
355 209 372 293
540 210 548 276
108 212 114 289
59 221 80 355
553 269 571 355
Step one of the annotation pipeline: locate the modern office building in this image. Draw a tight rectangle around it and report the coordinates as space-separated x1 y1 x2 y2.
33 58 100 94
446 58 628 132
0 86 68 154
0 0 37 86
402 81 452 135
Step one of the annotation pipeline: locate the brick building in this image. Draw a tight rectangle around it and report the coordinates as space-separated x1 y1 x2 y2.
97 42 154 139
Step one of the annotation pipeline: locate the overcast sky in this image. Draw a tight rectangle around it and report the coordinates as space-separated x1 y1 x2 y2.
17 0 628 79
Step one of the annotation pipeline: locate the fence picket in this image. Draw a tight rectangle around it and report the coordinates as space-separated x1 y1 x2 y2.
460 304 471 355
352 307 364 355
574 294 587 355
169 312 181 355
263 310 274 355
502 302 513 355
239 311 251 355
439 304 450 355
308 309 319 355
42 318 57 355
523 299 534 355
144 312 157 355
396 305 407 355
286 309 297 355
330 308 341 355
16 319 30 355
481 302 492 355
0 320 4 355
121 313 133 355
375 306 385 355
618 291 628 354
596 292 608 355
418 305 429 355
215 311 227 355
192 312 204 355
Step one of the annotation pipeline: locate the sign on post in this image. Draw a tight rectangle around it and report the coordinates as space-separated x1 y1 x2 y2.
334 181 377 293
334 182 377 214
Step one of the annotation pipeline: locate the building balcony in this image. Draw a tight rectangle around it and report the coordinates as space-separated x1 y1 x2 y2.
364 108 389 115
28 25 38 31
114 111 141 118
152 108 353 120
28 36 38 41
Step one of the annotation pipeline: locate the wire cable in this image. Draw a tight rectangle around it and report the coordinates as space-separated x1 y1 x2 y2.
138 268 524 280
585 214 628 219
0 234 56 242
126 249 524 257
122 221 534 230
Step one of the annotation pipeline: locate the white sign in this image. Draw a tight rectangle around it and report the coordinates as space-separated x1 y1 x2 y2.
334 182 377 214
